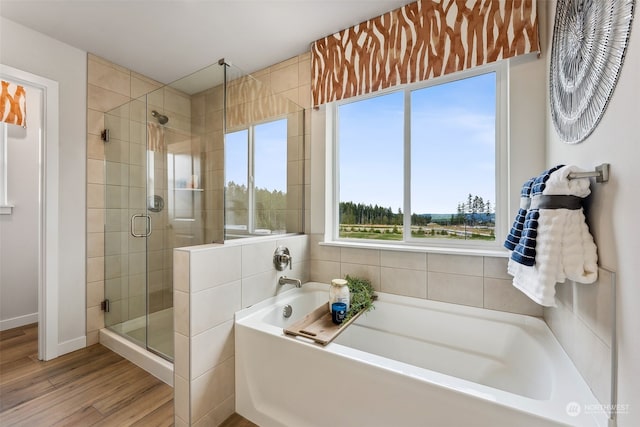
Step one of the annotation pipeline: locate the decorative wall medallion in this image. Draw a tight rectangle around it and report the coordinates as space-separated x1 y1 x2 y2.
550 0 635 144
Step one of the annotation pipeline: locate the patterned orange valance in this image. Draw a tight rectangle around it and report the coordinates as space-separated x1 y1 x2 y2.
311 0 540 106
1 80 27 127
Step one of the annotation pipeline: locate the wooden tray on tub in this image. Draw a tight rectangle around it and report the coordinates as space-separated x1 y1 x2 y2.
283 299 374 346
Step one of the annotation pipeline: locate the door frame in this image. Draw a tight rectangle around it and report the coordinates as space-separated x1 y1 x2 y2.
0 64 60 361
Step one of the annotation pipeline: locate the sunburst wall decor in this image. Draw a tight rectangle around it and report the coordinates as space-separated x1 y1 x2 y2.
550 0 635 144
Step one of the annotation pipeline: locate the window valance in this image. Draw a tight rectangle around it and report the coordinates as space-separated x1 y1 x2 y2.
1 80 26 127
311 0 540 107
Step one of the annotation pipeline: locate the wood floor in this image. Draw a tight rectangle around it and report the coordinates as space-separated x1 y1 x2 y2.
0 324 257 427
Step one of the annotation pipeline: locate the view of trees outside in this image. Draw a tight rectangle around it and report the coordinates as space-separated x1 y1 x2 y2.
338 72 496 242
225 119 287 233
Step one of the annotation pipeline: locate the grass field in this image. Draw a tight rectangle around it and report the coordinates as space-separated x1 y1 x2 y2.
339 223 495 241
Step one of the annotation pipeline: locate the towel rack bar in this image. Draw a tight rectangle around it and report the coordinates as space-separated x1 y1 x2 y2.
567 163 609 183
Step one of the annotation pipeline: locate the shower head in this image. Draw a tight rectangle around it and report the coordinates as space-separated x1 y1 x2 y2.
151 110 169 125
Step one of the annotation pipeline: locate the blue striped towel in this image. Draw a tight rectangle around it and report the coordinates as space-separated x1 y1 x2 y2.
504 178 535 251
510 165 564 266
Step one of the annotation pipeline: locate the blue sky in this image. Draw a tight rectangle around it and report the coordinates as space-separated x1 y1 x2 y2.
225 119 287 192
339 72 496 214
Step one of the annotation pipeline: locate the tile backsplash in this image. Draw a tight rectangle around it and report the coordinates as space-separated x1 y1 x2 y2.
309 234 543 317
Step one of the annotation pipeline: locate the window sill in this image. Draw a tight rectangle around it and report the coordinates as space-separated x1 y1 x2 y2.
0 205 14 215
319 239 510 258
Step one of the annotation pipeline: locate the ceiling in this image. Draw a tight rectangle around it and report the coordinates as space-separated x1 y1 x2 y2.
0 0 413 85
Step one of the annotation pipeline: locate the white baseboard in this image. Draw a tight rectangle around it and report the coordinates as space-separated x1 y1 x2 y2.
0 312 38 331
57 336 86 356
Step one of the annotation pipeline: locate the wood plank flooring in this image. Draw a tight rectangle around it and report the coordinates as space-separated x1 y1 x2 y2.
0 323 173 426
0 324 256 427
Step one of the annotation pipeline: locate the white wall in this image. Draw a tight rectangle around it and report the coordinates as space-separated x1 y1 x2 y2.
541 2 639 426
0 17 87 350
0 85 40 330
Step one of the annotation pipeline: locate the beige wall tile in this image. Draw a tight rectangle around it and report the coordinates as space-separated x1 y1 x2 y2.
276 234 309 265
174 374 190 422
87 232 104 258
341 263 381 291
271 56 299 71
310 234 340 262
192 394 235 427
87 109 104 136
341 247 380 265
174 332 189 379
87 256 105 282
310 260 340 284
483 256 511 279
381 267 427 298
87 208 104 233
191 320 234 380
87 159 104 184
190 246 241 293
87 84 130 113
570 318 612 408
241 240 278 277
380 250 427 270
88 59 131 97
86 280 104 308
87 134 105 160
131 72 163 99
86 305 104 332
298 59 310 85
190 357 235 423
86 330 100 346
174 250 190 292
88 53 130 74
427 272 483 307
190 281 241 336
271 63 299 94
241 270 278 308
483 278 543 316
174 290 190 336
428 253 483 276
298 85 311 109
573 268 614 345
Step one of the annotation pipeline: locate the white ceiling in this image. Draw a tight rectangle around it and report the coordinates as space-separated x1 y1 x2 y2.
0 0 413 84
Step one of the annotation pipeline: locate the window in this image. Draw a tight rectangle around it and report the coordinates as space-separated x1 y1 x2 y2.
332 63 506 248
0 123 10 214
225 118 287 237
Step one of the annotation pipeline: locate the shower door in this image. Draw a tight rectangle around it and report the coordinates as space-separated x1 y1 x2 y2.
103 89 201 361
103 97 152 353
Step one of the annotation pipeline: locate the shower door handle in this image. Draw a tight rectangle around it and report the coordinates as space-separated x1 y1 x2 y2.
130 214 152 238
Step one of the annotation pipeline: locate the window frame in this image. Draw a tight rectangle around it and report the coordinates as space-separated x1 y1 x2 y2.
224 116 288 236
327 61 508 251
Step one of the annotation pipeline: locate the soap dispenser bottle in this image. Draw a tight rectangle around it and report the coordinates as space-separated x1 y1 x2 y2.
329 278 350 312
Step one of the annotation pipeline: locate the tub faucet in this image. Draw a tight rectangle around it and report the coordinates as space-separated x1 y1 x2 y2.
279 276 302 288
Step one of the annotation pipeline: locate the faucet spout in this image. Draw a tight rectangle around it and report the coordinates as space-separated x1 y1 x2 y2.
279 276 302 288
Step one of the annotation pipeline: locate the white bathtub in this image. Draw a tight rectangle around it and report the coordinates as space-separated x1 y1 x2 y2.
235 282 608 427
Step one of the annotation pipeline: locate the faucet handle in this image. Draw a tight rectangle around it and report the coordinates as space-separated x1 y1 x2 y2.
273 246 291 271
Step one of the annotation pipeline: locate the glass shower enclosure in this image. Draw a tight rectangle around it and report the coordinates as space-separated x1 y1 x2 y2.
103 61 305 361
